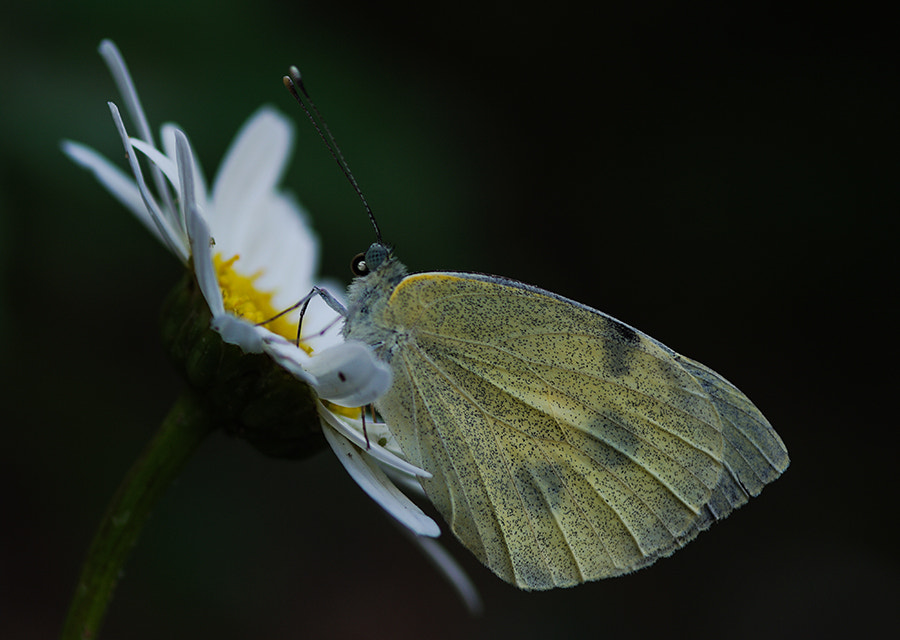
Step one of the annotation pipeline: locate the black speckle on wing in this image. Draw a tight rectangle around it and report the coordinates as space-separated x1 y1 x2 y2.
600 317 641 378
611 319 639 346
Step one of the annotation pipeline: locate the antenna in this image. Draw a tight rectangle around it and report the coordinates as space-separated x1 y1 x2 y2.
283 66 383 244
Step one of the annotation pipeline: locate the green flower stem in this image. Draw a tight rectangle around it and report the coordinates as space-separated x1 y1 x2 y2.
61 390 214 640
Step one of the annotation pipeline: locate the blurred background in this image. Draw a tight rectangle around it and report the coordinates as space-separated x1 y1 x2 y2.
2 2 897 638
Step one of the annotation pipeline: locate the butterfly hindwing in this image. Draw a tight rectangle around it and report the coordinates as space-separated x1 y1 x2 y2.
370 271 788 589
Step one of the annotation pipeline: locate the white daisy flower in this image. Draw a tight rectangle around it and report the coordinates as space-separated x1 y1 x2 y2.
61 39 445 543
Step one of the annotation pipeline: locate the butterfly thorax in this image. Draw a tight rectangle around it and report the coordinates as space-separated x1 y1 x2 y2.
343 253 409 362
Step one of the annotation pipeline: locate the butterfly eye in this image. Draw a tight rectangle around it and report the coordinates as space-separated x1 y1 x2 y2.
351 252 369 276
364 243 389 270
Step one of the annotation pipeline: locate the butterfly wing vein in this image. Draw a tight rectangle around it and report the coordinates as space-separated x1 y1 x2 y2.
372 273 788 589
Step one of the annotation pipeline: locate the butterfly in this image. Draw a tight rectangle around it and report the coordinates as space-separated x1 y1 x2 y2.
341 242 789 590
280 67 789 590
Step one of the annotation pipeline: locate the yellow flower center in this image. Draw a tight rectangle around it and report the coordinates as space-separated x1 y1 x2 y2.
327 403 363 419
214 253 309 353
214 253 361 419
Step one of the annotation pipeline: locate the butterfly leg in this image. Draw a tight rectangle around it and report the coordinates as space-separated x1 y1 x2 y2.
256 286 348 346
295 286 348 346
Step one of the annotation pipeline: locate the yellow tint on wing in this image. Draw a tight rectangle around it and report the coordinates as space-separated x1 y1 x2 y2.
376 273 789 590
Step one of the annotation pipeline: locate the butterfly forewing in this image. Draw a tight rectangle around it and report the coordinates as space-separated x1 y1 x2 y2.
676 355 789 501
362 270 788 589
366 274 772 588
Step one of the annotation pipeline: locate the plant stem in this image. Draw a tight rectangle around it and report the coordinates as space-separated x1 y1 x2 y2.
61 390 214 640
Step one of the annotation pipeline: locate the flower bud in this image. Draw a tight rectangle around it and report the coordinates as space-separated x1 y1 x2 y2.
159 271 326 459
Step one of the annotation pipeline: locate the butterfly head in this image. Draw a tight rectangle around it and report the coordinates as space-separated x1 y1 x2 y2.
351 243 392 277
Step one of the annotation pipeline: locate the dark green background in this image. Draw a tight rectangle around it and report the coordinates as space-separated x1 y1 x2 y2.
2 2 896 639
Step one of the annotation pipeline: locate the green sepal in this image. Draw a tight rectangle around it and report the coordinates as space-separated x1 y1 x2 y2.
159 270 326 460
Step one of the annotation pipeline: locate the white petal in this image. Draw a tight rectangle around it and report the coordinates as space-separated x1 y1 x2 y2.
321 423 440 538
174 129 200 237
226 191 319 312
130 138 179 195
211 314 265 353
341 415 404 457
161 123 208 206
408 535 483 615
108 102 189 262
185 203 224 316
99 40 154 154
260 341 404 464
259 334 317 386
99 39 177 217
318 406 430 478
384 465 429 497
61 140 166 247
303 341 392 407
210 107 294 242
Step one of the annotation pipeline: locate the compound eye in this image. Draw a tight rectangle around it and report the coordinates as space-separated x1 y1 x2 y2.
350 252 369 276
364 243 389 270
